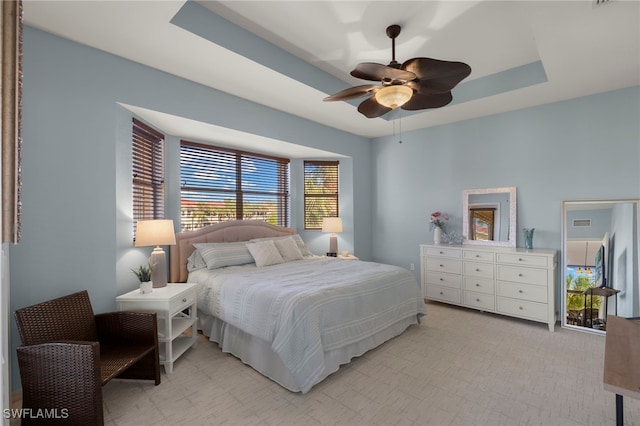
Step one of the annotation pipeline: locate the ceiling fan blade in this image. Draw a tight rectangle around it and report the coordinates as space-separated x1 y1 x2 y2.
402 58 471 94
351 62 416 82
357 96 392 118
401 91 453 111
323 85 379 102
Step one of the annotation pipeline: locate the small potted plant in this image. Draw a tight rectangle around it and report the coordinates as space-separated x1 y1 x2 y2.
132 264 152 294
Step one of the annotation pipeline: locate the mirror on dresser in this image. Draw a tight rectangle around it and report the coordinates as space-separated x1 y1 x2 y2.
462 187 517 247
561 200 639 334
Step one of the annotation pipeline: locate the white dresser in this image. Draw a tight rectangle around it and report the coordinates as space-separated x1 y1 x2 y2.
421 244 557 331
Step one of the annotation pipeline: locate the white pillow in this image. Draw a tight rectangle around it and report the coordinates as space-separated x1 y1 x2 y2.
273 237 304 262
186 249 207 272
250 234 313 257
194 242 254 269
246 240 284 267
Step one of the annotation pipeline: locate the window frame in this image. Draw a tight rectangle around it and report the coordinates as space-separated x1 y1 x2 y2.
132 118 165 240
303 160 339 230
179 141 290 231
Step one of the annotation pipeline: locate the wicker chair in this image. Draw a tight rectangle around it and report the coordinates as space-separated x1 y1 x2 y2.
14 290 161 425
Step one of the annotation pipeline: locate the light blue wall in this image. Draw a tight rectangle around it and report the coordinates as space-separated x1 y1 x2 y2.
567 209 612 240
9 23 640 390
10 27 371 388
371 86 640 287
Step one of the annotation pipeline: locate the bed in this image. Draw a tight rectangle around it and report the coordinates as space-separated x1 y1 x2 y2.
169 220 426 393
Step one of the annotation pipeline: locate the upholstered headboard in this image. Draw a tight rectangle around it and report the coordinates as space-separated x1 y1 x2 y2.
170 220 295 283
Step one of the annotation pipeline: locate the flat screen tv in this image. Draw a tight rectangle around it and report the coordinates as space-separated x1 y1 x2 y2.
595 244 606 288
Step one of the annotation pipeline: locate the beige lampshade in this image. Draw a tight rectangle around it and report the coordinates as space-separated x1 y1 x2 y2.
134 219 176 247
322 217 343 233
375 85 413 109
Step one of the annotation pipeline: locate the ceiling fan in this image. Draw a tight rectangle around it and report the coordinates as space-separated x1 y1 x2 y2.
323 25 472 118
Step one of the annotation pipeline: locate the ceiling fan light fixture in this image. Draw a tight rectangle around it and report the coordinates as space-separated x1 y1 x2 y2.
375 85 413 109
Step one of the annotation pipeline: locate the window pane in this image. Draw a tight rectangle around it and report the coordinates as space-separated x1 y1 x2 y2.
180 142 289 231
304 161 339 229
132 118 165 240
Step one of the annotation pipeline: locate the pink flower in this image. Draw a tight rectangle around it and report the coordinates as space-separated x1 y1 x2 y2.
429 211 449 231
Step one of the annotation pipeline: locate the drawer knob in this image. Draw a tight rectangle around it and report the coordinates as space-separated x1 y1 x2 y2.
182 298 187 303
475 283 480 287
439 278 444 281
475 254 480 258
439 251 444 254
518 290 523 293
476 268 480 272
518 273 523 277
519 258 524 261
476 298 480 302
439 291 444 295
439 264 444 267
519 306 524 310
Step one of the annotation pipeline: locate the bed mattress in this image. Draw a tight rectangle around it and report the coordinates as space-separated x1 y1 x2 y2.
188 257 425 393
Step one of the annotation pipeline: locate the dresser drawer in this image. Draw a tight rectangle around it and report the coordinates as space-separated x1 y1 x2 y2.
497 253 549 268
423 246 462 259
464 261 494 279
464 291 495 311
463 250 495 262
497 265 548 286
426 271 462 289
464 277 495 295
497 297 547 322
426 258 462 275
497 281 547 303
426 285 461 304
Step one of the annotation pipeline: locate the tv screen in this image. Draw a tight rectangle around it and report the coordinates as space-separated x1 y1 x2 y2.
595 244 606 288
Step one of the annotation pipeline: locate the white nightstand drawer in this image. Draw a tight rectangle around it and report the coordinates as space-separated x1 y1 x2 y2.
426 271 462 289
497 281 547 303
464 277 495 295
464 291 495 311
169 289 196 314
464 261 494 279
497 265 548 286
426 285 461 304
426 258 462 274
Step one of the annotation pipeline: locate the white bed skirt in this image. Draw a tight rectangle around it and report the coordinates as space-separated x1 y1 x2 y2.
199 312 420 393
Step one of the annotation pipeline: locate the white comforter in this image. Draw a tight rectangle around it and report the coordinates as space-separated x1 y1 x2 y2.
188 257 426 392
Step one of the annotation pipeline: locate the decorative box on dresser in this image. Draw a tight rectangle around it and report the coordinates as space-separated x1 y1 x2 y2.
421 244 557 331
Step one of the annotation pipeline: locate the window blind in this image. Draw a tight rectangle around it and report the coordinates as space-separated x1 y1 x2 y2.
180 141 290 231
132 118 165 239
304 160 339 229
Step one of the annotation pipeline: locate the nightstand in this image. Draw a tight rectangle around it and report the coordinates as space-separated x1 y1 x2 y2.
116 283 197 373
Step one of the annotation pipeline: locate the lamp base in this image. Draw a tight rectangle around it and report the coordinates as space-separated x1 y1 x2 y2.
150 247 168 288
329 234 338 256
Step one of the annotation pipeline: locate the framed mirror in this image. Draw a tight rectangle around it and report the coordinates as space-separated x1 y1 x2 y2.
561 200 639 334
462 187 517 247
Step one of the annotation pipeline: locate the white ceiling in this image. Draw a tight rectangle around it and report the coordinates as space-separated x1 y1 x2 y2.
23 0 640 144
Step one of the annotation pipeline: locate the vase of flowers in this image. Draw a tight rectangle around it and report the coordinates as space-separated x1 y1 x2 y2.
430 211 449 244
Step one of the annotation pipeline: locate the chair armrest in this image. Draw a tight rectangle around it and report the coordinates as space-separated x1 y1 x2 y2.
95 311 158 346
17 342 103 423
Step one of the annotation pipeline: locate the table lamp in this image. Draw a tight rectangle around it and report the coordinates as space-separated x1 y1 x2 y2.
134 219 176 288
322 217 343 256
